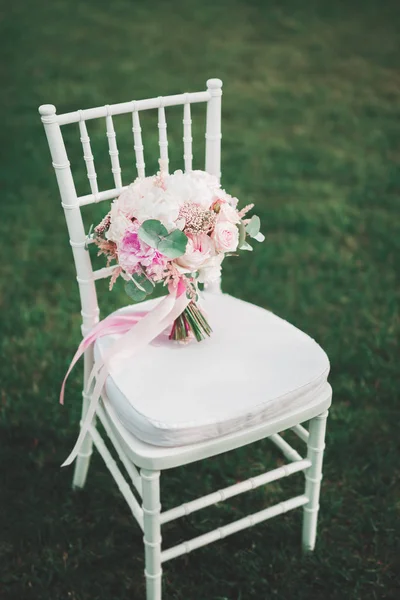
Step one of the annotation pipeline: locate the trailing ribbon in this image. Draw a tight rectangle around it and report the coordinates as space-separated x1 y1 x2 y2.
60 280 190 467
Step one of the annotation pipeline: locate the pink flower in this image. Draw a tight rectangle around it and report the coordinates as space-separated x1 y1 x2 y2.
212 221 239 252
118 229 166 274
219 203 240 224
176 233 215 271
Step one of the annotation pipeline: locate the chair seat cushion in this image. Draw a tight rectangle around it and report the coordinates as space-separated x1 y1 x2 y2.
94 293 330 447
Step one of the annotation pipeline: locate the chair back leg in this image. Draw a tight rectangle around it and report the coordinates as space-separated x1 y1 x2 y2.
72 348 95 489
302 410 329 552
142 469 162 600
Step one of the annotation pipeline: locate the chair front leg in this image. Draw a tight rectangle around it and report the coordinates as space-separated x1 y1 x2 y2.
141 469 162 600
72 349 94 490
302 410 328 552
72 393 94 489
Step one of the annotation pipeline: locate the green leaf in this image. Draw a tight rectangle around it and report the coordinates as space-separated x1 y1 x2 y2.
245 215 261 238
240 241 253 251
125 281 148 302
136 274 154 293
124 274 153 302
254 232 265 242
138 219 188 258
138 219 169 248
238 220 246 248
158 229 188 258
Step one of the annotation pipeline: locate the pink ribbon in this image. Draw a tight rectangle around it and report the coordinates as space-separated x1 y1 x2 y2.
61 280 190 467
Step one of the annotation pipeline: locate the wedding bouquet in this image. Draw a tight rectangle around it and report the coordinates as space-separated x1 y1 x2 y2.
93 166 264 342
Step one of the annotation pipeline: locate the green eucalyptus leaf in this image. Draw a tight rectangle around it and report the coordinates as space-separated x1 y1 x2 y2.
124 274 154 302
136 274 154 293
254 232 265 242
125 280 148 302
138 219 169 248
158 229 188 258
245 215 261 238
240 241 253 251
238 220 246 248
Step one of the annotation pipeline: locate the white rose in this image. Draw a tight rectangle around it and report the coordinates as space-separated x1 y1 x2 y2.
116 176 156 218
197 254 224 283
116 186 135 218
211 220 239 252
175 233 215 272
106 201 132 243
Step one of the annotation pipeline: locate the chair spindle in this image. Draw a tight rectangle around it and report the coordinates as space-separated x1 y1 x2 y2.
157 100 169 175
183 100 193 172
79 114 99 195
132 105 146 178
105 108 122 188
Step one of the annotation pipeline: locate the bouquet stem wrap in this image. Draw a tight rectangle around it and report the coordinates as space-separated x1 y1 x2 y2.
169 301 212 342
60 280 190 467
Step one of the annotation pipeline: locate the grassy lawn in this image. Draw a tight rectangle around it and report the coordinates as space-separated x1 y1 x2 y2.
1 0 399 598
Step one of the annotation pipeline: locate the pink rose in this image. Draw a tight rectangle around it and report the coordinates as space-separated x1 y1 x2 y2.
212 221 239 252
176 233 215 271
118 229 166 274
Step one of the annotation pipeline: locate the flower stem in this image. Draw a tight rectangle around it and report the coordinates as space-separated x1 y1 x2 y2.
169 301 212 342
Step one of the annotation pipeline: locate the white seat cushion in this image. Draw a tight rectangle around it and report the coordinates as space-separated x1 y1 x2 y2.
94 293 330 447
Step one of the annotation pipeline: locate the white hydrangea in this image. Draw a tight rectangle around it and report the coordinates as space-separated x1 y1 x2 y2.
131 186 182 231
111 169 225 235
164 170 215 210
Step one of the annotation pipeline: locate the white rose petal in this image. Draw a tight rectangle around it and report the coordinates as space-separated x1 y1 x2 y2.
106 202 133 243
213 188 239 208
197 254 224 283
165 170 215 209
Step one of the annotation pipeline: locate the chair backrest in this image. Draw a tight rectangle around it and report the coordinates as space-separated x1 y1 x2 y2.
39 78 223 336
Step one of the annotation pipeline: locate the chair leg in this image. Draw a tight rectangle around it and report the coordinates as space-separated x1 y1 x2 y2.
302 410 328 553
141 469 162 600
72 348 95 490
72 391 94 490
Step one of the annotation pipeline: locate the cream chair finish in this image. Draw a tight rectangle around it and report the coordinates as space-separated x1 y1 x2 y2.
39 79 331 600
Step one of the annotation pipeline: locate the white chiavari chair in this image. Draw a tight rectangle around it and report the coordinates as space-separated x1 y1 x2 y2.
39 78 331 600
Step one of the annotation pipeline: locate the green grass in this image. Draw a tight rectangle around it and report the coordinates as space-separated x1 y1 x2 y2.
1 0 400 598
